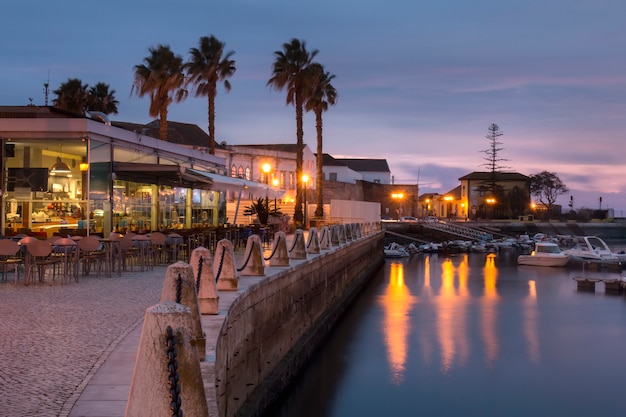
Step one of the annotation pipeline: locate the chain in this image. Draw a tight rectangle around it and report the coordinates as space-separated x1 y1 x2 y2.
237 240 256 272
214 246 226 283
165 326 183 417
196 255 203 294
264 234 281 261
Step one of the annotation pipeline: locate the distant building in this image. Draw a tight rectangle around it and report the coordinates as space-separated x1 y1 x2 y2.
459 171 531 220
321 155 391 184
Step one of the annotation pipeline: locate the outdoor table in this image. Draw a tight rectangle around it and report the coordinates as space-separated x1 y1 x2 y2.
131 235 152 271
52 238 78 283
96 238 122 277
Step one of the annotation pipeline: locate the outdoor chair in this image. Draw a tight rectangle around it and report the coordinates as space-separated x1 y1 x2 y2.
0 238 23 285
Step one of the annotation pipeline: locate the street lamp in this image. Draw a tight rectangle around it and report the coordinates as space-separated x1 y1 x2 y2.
302 174 309 228
272 178 279 212
262 163 271 212
391 192 404 220
486 198 496 219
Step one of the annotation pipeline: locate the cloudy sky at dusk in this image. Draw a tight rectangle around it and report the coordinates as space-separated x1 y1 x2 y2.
3 0 626 213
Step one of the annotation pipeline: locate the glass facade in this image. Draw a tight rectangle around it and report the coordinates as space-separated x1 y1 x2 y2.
2 137 221 237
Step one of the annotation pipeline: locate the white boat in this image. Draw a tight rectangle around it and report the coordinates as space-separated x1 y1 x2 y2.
517 242 569 267
561 236 623 263
384 242 410 258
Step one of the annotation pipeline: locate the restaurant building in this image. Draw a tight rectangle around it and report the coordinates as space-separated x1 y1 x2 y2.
0 106 267 237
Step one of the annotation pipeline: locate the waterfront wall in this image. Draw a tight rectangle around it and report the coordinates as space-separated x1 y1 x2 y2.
214 231 385 417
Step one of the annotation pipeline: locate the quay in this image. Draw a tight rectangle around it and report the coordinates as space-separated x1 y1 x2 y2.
0 227 384 417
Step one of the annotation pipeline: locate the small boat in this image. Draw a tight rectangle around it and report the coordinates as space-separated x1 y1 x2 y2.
384 242 410 258
517 242 569 267
561 236 623 263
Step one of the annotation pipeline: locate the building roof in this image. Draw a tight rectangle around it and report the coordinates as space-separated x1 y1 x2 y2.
0 105 83 119
113 120 213 149
459 171 530 181
330 157 390 173
320 153 348 167
227 143 302 153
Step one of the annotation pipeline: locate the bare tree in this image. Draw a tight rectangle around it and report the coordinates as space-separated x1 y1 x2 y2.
530 171 569 217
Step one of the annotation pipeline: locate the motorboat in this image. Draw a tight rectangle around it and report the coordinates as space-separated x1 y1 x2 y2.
561 236 623 263
517 242 569 267
384 242 410 258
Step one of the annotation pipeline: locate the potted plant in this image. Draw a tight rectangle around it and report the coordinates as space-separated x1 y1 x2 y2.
243 197 282 226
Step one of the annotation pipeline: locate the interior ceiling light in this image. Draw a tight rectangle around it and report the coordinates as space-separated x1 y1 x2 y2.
51 145 71 174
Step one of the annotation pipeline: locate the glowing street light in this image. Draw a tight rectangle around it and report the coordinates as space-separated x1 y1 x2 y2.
302 174 309 227
272 178 279 211
391 192 404 219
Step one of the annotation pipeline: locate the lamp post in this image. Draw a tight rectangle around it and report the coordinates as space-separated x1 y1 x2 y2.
272 178 279 212
486 198 496 219
302 174 309 228
391 192 404 220
262 163 271 214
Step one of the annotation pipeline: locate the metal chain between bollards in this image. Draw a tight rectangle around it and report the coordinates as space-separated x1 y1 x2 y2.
320 227 327 244
196 255 203 294
165 326 183 417
236 240 256 272
263 234 281 261
176 274 182 304
288 232 300 252
214 247 226 283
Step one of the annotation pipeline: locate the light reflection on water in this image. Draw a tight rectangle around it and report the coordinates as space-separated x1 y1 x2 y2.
265 249 626 417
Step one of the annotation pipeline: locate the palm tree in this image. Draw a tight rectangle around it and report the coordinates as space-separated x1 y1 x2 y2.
53 78 89 114
305 63 337 219
268 39 318 227
86 82 119 114
132 44 187 141
185 35 236 155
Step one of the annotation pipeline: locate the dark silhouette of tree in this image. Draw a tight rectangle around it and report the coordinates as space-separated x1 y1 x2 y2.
132 44 187 141
530 171 569 217
305 63 337 219
268 39 318 227
53 78 89 114
54 79 119 115
87 82 119 114
186 35 236 154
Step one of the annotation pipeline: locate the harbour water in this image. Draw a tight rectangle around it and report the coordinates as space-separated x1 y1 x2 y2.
264 246 626 417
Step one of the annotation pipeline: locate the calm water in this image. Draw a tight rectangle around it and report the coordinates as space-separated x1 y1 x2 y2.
265 247 626 417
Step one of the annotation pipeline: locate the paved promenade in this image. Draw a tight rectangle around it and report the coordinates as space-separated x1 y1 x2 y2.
0 249 286 417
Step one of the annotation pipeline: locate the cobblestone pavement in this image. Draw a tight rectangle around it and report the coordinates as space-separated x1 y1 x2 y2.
0 266 170 417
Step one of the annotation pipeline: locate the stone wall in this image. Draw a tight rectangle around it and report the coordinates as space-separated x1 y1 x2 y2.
214 232 385 417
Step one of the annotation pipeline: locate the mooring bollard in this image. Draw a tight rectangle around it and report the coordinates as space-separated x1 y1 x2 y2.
269 231 290 266
160 262 206 361
330 224 340 246
213 239 239 289
125 301 208 417
338 224 347 244
239 234 266 276
189 246 219 314
320 225 331 250
289 229 307 260
306 227 321 254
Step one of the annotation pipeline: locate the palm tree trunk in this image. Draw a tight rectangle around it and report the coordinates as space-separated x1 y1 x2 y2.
294 97 304 227
159 105 168 141
314 109 324 218
208 90 216 155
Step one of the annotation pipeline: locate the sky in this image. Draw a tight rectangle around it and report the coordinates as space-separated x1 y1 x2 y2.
3 0 626 214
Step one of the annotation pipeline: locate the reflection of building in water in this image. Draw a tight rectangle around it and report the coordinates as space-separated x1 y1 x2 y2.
481 253 500 368
379 262 416 385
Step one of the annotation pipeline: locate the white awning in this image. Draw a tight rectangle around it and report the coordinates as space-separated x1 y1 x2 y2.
188 169 285 197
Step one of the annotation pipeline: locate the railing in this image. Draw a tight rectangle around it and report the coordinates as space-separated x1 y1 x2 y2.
423 220 492 241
